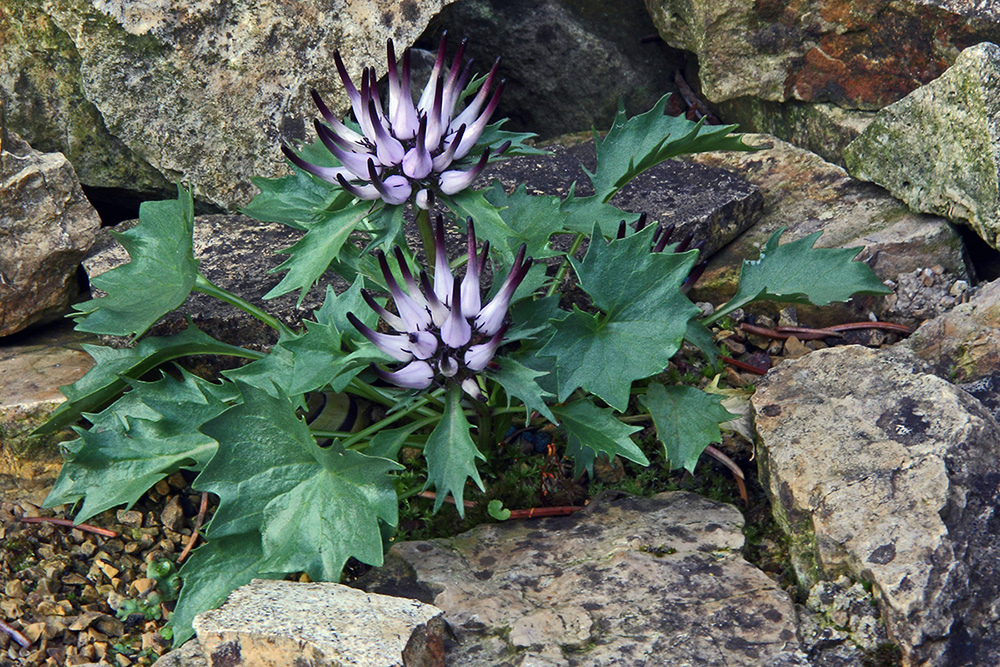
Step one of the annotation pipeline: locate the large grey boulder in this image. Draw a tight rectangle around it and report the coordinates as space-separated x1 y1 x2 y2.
356 491 811 666
644 0 1000 109
0 132 100 336
752 345 1000 666
0 0 456 209
430 0 684 140
844 42 1000 251
683 135 966 326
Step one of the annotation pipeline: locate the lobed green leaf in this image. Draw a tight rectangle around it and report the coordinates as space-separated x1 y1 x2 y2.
551 400 646 477
422 387 484 516
72 185 199 337
639 383 736 473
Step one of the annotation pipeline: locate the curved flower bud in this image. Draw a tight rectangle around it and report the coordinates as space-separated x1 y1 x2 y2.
461 377 484 401
402 118 433 179
439 150 489 195
376 250 431 332
367 161 412 206
419 270 450 327
464 324 507 371
408 330 438 360
432 216 454 305
439 354 459 378
460 220 485 316
310 89 364 145
281 144 349 185
346 312 413 362
441 279 472 348
415 188 432 210
475 244 531 336
361 290 405 332
452 80 505 160
373 360 435 390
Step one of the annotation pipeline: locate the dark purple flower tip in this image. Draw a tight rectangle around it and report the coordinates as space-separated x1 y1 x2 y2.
439 149 489 195
361 289 405 332
491 140 512 158
616 220 627 240
281 144 345 184
336 173 379 201
635 212 649 232
675 232 695 253
347 312 412 362
652 222 677 253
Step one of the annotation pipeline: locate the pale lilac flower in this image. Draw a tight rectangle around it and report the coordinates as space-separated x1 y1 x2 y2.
350 217 532 398
283 34 507 208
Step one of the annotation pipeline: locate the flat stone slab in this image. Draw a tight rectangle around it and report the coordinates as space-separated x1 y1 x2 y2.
191 580 446 667
488 139 764 260
752 345 1000 666
356 491 810 666
0 323 95 491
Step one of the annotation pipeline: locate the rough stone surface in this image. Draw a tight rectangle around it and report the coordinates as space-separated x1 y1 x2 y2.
645 0 1000 109
752 345 1000 666
684 134 966 326
488 139 764 259
713 99 875 166
0 132 101 336
0 323 94 492
844 42 1000 250
0 0 456 209
430 0 685 140
355 491 810 667
906 275 1000 383
192 579 446 667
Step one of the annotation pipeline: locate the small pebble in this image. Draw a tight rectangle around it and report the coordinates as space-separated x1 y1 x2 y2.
116 510 143 528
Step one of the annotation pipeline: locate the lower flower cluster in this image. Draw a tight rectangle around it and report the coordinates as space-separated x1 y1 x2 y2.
349 217 532 398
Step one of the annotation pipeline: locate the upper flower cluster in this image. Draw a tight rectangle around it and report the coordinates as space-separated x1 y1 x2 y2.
348 218 532 399
284 35 505 209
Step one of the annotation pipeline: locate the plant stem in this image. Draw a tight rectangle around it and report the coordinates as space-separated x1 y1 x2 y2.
341 394 440 449
194 274 292 337
546 232 585 297
415 207 435 261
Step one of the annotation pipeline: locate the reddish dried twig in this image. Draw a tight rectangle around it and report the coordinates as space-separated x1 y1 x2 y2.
704 445 748 504
0 619 31 648
177 492 209 564
720 356 768 376
741 323 841 341
506 506 583 519
818 321 914 335
417 490 477 509
18 516 118 538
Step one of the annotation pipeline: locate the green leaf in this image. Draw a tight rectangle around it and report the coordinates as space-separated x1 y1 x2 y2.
43 371 236 523
540 227 701 410
551 400 646 477
477 119 547 158
439 190 517 263
684 319 721 367
365 202 406 252
489 358 556 424
170 532 268 646
311 278 379 348
707 228 891 324
197 382 399 582
506 294 565 344
223 321 344 398
36 324 261 436
588 94 755 202
487 499 511 521
484 183 567 258
639 383 736 473
243 170 343 231
422 387 484 516
560 189 641 237
72 185 199 337
264 198 371 303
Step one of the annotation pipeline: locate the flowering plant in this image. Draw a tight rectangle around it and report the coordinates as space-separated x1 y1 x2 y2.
38 36 889 644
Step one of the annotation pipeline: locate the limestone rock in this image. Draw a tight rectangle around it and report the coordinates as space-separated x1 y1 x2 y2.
713 99 875 166
752 345 1000 665
905 276 1000 383
0 132 100 336
684 135 966 326
431 0 685 140
355 491 810 666
644 0 1000 109
844 42 1000 250
192 579 446 667
1 0 456 209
